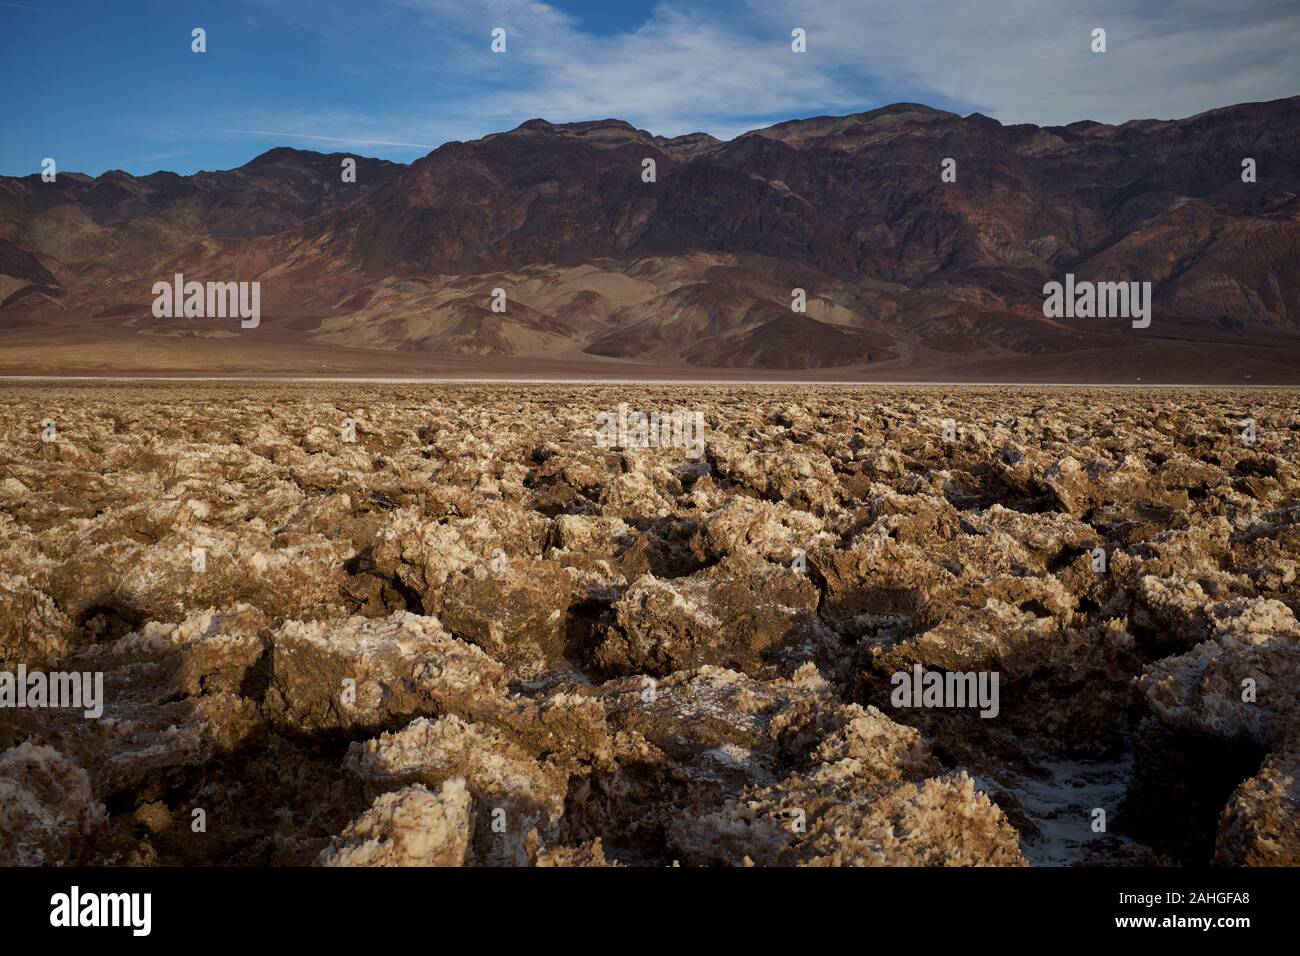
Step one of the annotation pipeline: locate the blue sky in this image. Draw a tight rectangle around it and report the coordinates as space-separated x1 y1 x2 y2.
1 0 1296 176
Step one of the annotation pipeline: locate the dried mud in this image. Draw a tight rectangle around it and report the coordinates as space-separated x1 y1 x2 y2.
0 382 1296 867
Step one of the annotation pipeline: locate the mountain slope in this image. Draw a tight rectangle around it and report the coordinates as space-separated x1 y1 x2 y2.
1 98 1298 378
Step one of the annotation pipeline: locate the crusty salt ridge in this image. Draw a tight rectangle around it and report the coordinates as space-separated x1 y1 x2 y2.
0 742 104 866
263 610 512 734
0 382 1295 866
344 715 570 865
317 780 473 867
1216 749 1299 865
0 572 75 668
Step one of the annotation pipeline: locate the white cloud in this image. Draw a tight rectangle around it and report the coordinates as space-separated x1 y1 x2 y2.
231 0 1300 155
215 128 437 149
767 0 1300 124
397 0 857 136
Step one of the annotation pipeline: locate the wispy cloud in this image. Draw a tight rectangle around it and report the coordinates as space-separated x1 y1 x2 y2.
766 0 1300 124
215 128 437 149
0 1 62 11
393 0 1299 127
7 0 1296 177
395 0 860 135
222 0 1300 157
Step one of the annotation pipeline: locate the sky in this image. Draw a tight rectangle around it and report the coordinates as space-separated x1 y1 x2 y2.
1 0 1296 176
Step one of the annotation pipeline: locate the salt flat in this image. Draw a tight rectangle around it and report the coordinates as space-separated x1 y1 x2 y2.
1 383 1295 866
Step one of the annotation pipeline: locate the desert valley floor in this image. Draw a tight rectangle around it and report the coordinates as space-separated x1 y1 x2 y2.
1 382 1296 866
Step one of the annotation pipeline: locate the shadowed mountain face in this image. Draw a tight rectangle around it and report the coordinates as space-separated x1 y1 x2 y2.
0 148 401 312
1 99 1298 378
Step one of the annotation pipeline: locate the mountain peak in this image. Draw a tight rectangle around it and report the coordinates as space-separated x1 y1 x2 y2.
494 117 653 149
243 146 321 166
747 103 960 149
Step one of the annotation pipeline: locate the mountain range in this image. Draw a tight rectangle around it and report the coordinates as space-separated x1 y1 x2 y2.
2 96 1298 381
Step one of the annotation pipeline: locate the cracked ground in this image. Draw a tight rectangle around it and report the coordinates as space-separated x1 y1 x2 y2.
1 383 1296 866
